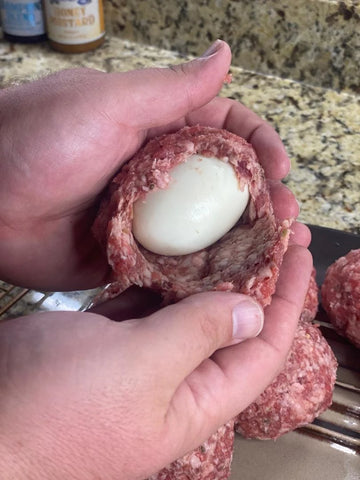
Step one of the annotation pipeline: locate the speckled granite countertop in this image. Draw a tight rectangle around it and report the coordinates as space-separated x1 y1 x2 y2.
106 0 360 94
0 34 359 318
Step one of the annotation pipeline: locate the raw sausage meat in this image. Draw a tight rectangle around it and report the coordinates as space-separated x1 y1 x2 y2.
93 126 291 307
300 267 319 323
147 421 235 480
321 249 360 348
234 322 337 440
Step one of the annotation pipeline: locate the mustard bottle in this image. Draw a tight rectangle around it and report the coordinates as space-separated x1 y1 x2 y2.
42 0 105 53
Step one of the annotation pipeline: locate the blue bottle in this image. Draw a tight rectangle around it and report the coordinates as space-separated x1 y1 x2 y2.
0 0 46 42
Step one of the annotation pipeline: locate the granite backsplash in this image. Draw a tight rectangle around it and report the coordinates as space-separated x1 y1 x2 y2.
105 0 360 94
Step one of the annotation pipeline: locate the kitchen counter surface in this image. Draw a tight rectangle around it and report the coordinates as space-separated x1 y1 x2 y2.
1 35 359 235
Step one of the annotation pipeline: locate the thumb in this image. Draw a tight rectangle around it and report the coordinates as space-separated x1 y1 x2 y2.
106 39 232 129
131 291 264 392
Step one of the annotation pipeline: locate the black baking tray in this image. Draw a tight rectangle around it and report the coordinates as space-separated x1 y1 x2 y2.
308 224 360 285
308 224 360 373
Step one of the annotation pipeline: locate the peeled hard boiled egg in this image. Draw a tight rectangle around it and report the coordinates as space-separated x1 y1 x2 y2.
132 154 249 256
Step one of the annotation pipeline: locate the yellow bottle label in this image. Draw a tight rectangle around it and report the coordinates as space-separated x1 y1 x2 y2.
44 0 104 45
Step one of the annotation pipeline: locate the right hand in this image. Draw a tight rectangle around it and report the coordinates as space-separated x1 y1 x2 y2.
0 244 311 480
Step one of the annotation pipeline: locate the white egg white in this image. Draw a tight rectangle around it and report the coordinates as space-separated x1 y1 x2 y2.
132 155 249 256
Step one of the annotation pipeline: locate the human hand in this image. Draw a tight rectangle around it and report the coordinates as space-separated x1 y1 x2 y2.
0 40 308 291
0 245 312 480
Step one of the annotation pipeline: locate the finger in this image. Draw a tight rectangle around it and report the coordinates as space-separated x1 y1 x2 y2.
290 222 311 247
106 40 232 131
260 245 313 347
164 246 312 445
131 292 263 395
215 246 312 395
185 97 290 180
268 180 299 220
88 286 162 321
265 181 311 247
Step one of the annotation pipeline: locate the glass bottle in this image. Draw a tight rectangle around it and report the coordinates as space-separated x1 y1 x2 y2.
42 0 105 53
0 0 46 43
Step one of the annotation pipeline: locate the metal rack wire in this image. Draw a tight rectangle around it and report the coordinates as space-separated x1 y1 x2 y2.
0 282 30 317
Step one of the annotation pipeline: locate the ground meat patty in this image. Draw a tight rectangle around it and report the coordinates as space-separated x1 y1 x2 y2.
234 322 337 440
300 267 319 323
93 125 291 307
147 421 235 480
321 249 360 348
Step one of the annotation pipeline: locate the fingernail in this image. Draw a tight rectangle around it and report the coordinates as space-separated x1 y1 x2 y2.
232 298 264 342
201 39 223 58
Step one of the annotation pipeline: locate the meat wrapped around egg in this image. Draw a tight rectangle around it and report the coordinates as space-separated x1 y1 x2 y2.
93 125 291 306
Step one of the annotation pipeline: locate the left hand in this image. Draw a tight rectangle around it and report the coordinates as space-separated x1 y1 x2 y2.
0 40 307 291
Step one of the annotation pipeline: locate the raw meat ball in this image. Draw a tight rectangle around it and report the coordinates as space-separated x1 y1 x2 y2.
147 420 235 480
300 267 319 323
321 249 360 348
234 322 337 439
